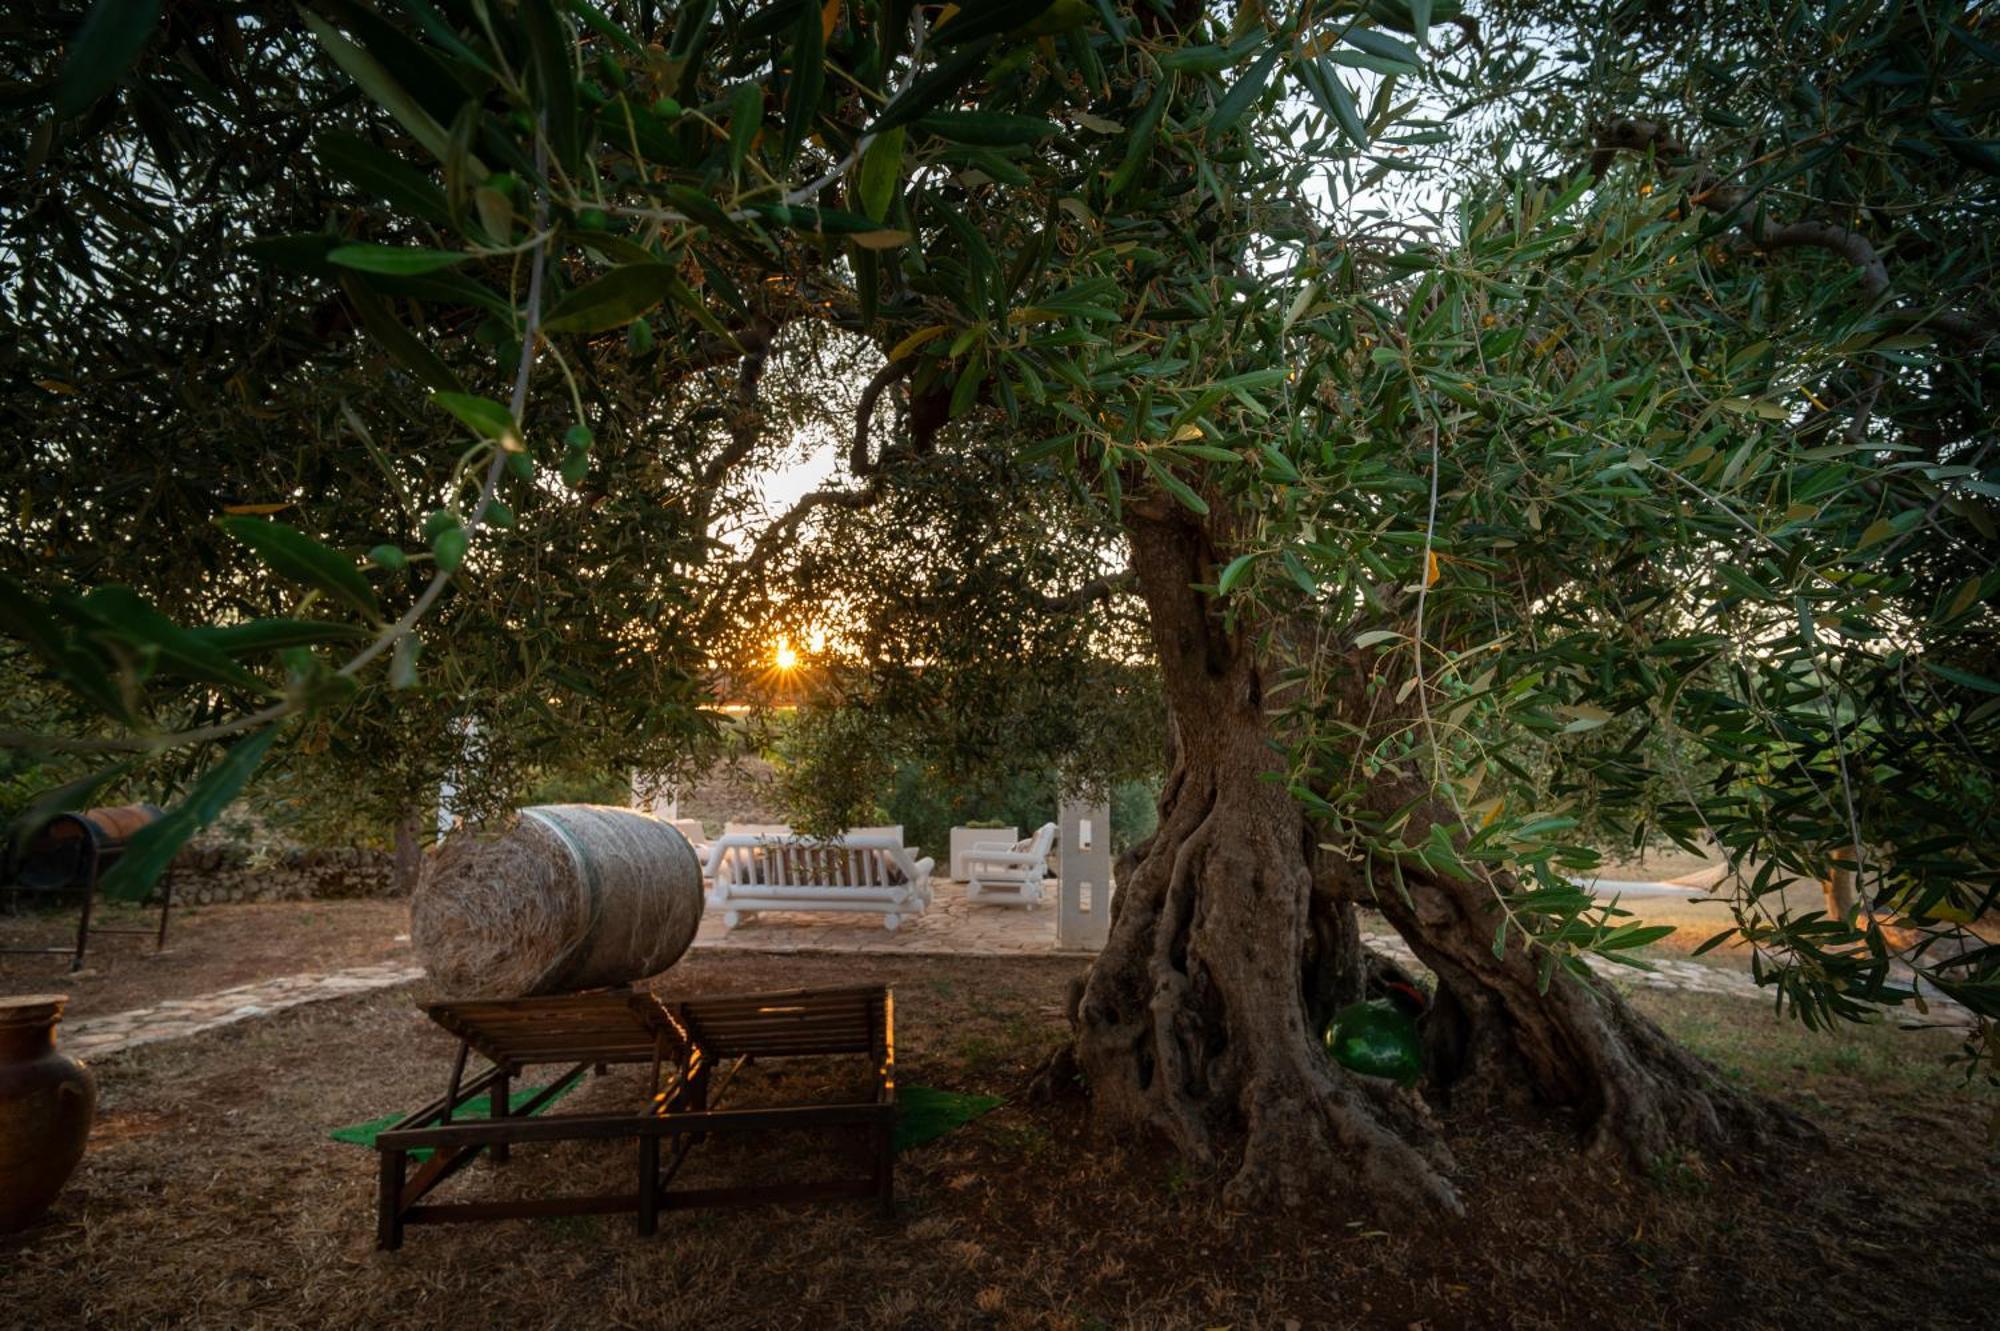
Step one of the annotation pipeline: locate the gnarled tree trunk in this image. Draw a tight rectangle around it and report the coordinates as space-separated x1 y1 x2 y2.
1062 508 1460 1213
1056 507 1810 1214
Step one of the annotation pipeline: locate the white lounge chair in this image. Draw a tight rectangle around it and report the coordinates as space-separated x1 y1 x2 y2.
704 831 933 931
963 822 1057 908
669 819 711 867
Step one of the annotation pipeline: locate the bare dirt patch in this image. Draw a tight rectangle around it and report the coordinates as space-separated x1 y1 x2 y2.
3 951 1993 1330
0 899 410 1021
1582 880 1827 967
1591 847 1726 884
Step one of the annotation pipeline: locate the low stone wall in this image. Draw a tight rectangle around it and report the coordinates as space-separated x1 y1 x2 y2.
672 756 787 828
159 845 398 905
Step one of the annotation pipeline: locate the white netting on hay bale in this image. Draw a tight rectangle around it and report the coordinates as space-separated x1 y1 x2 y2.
411 804 704 998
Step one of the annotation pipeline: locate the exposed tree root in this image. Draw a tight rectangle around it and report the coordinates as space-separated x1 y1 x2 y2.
1354 783 1821 1167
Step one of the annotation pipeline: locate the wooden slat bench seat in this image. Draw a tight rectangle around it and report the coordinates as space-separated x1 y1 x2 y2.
374 984 895 1248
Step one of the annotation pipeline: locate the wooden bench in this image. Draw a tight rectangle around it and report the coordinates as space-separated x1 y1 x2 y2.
704 832 934 931
373 985 895 1248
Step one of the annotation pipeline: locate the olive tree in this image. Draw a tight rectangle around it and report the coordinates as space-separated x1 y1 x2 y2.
3 0 1993 1212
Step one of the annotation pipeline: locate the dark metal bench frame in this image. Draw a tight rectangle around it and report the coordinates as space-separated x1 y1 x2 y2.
374 984 895 1249
3 821 173 973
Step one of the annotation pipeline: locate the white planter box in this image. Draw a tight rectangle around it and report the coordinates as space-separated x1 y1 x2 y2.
950 825 1018 880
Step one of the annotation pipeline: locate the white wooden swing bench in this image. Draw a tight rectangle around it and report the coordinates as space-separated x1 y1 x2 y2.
703 832 934 931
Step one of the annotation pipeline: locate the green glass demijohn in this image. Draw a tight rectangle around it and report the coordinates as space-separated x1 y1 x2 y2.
1323 997 1424 1087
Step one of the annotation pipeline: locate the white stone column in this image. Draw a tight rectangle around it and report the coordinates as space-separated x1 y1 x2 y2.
630 770 679 819
435 777 456 841
436 717 481 840
1057 797 1112 951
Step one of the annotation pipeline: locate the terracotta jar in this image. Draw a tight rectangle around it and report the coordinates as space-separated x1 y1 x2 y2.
0 994 96 1232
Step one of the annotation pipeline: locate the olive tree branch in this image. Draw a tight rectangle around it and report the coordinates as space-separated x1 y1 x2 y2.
600 14 930 231
1589 118 1994 343
850 357 914 477
7 135 555 757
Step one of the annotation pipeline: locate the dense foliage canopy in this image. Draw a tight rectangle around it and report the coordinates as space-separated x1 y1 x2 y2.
3 0 1994 1107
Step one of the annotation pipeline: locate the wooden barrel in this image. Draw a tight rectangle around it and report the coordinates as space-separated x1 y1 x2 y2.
410 805 705 998
14 805 166 889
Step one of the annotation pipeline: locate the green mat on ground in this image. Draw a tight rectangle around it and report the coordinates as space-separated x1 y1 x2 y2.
331 1083 998 1160
329 1081 580 1162
893 1085 1002 1151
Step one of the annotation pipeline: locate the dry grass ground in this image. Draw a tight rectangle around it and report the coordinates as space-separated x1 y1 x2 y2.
0 899 410 1021
3 949 1993 1331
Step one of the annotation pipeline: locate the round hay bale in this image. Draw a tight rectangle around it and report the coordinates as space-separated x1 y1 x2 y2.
411 804 705 998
